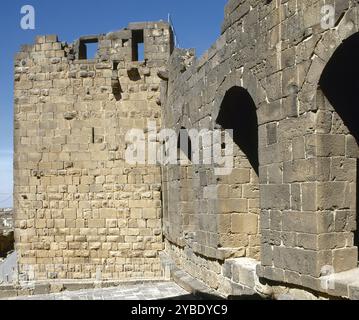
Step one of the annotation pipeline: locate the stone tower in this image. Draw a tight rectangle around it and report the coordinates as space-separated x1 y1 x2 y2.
14 22 173 281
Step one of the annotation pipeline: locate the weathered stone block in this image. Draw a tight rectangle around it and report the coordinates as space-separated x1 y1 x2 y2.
316 135 346 157
282 211 318 234
217 199 248 214
260 185 290 210
231 214 258 235
301 183 316 211
273 247 321 277
228 169 250 184
317 182 351 211
333 248 358 273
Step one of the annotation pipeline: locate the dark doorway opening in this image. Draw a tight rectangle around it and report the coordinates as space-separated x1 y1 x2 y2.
319 32 359 249
216 86 259 175
132 30 145 62
79 38 99 60
0 232 14 258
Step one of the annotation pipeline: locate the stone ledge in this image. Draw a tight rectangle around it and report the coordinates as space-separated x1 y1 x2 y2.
257 264 359 300
223 258 259 290
222 258 272 299
159 251 222 299
160 251 267 299
321 268 359 300
0 279 167 299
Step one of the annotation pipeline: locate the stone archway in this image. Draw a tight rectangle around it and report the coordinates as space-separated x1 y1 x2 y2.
318 31 359 252
217 86 259 175
215 86 260 259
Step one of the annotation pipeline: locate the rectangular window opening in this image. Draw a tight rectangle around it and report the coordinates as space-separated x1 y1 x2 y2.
79 38 99 60
132 30 145 62
92 127 95 144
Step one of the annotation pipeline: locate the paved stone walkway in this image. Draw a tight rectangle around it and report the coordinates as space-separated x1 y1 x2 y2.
9 282 189 300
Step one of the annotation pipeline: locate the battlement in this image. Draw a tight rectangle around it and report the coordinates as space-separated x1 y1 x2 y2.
18 21 173 63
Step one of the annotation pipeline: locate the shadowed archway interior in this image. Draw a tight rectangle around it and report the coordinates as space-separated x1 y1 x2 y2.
216 86 259 175
319 32 359 249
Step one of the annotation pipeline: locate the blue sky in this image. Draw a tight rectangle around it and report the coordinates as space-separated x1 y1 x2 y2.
0 0 227 208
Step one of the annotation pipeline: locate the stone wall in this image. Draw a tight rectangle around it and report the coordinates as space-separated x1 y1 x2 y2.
14 22 173 281
162 0 359 297
12 0 359 299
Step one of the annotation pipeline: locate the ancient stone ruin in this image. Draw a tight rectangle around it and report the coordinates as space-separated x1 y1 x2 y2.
0 209 14 258
12 0 359 299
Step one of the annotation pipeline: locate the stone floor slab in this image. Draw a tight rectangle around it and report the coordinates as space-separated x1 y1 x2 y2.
5 282 189 300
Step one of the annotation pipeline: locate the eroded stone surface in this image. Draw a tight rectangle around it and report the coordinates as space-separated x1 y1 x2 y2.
13 0 359 300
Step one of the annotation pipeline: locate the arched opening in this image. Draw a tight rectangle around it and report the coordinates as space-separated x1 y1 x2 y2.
216 86 259 175
319 33 359 141
319 32 359 250
215 86 260 259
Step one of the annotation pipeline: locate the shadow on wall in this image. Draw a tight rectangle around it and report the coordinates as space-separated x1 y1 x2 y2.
216 86 259 175
319 32 359 248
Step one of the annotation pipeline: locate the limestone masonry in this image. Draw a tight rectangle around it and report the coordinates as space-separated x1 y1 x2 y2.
14 22 172 281
12 0 359 299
